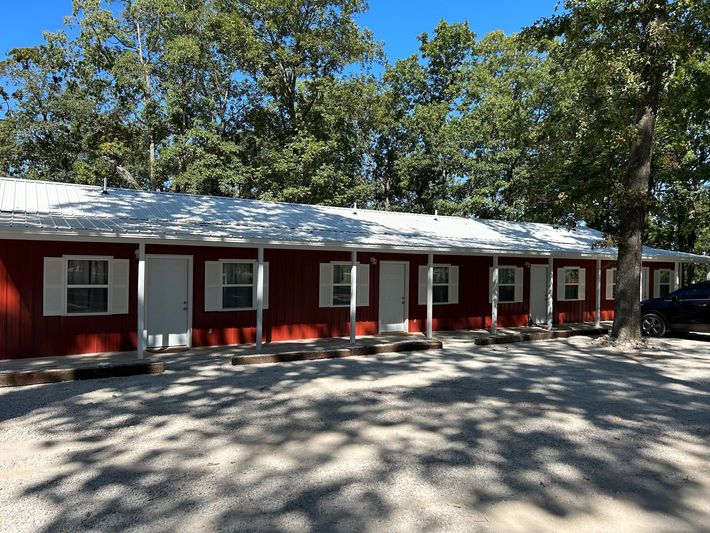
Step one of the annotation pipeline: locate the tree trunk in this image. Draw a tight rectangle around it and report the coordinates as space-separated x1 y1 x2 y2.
611 117 652 341
612 3 665 341
136 20 157 190
149 136 156 189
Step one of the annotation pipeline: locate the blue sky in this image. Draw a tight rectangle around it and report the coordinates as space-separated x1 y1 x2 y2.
358 0 557 61
1 0 558 61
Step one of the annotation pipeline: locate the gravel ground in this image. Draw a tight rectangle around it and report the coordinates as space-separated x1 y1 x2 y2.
0 335 708 533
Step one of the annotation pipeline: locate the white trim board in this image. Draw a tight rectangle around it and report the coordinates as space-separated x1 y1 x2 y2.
1 230 706 263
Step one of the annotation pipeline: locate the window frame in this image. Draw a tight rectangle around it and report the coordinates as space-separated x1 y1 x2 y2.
656 269 673 299
219 259 257 311
561 266 582 301
432 265 453 305
330 262 355 308
63 255 113 316
606 268 617 300
497 266 518 304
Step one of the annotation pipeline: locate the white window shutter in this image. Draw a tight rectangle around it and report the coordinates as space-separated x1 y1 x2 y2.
556 268 566 301
449 266 459 304
514 267 524 303
263 262 269 310
356 264 369 307
319 263 333 307
488 267 493 304
418 265 427 305
109 259 130 314
578 268 586 301
43 257 65 316
653 270 661 298
205 261 221 311
671 268 678 291
641 267 649 301
605 269 615 300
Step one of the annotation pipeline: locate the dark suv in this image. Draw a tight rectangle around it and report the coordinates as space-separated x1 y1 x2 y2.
641 280 710 337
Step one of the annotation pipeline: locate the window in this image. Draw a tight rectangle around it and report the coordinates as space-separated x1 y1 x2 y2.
564 268 580 300
222 262 254 309
499 267 516 303
66 259 109 313
655 269 673 298
488 266 523 304
433 266 449 304
204 260 269 312
332 264 352 306
605 268 617 300
43 256 129 317
606 267 648 301
557 267 586 301
418 264 459 305
319 262 370 308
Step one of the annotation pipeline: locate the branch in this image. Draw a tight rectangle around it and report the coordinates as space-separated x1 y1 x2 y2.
101 155 143 190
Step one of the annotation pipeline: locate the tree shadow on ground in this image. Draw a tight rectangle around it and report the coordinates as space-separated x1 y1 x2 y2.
1 338 708 531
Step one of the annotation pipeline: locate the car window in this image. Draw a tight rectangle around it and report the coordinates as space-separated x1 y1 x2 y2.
676 286 710 300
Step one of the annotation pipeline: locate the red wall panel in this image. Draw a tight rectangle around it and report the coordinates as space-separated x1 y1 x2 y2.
0 240 138 359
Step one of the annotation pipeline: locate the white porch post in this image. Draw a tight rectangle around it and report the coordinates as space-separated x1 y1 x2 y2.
547 257 554 330
256 247 264 352
595 259 601 327
491 255 499 335
426 253 434 339
350 251 357 345
137 242 146 360
674 261 681 289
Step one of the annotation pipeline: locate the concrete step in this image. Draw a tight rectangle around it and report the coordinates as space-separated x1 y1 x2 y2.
232 339 443 365
0 361 165 388
473 327 609 346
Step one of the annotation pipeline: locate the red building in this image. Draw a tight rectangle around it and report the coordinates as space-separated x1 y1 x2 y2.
0 177 706 359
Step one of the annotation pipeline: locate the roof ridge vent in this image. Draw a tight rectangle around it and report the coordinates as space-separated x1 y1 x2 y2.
353 201 357 214
101 177 109 195
434 209 438 220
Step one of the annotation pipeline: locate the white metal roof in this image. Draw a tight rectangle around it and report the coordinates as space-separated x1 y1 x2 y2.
0 177 706 262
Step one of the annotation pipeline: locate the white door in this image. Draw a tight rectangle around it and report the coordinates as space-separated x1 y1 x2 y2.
379 262 408 333
147 257 190 348
529 265 548 325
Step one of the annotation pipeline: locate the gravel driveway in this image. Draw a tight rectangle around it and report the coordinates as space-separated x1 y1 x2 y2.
1 336 708 532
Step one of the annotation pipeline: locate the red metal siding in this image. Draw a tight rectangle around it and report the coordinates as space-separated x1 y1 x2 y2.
0 240 138 359
600 260 615 321
147 244 261 346
0 238 682 359
266 249 378 342
372 254 547 333
598 261 676 322
148 245 380 346
553 258 598 323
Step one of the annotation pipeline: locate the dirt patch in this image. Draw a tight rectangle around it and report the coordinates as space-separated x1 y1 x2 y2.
586 334 707 359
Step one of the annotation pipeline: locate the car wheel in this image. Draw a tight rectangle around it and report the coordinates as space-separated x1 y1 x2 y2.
641 313 667 337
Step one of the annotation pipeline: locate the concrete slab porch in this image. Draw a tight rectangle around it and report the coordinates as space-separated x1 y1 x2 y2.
438 321 612 346
0 323 611 387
